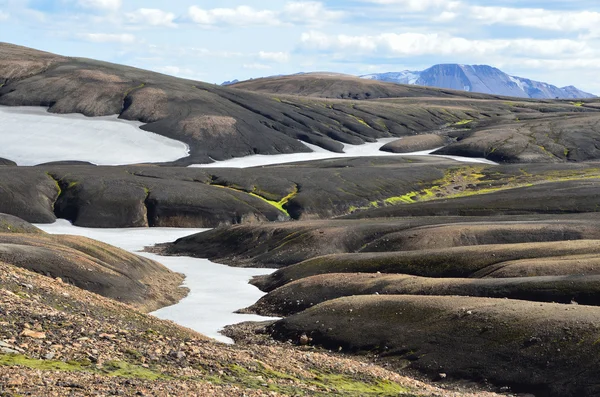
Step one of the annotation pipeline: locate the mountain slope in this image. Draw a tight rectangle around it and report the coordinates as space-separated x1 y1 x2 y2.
362 64 596 99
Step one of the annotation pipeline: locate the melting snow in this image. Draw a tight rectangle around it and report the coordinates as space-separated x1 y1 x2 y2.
192 138 497 168
35 220 277 344
0 106 189 166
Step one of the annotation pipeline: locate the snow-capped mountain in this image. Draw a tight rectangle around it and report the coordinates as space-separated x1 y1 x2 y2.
361 64 595 99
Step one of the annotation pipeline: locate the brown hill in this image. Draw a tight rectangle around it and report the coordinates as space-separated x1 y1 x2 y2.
0 213 184 312
229 73 500 100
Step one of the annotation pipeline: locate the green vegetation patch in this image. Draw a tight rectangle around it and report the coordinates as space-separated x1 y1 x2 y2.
348 114 370 128
453 119 473 126
0 354 93 372
311 372 414 396
123 83 146 99
210 183 299 217
102 360 166 380
0 354 165 381
204 362 417 397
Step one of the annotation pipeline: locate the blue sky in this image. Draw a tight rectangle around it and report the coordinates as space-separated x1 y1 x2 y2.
1 0 600 93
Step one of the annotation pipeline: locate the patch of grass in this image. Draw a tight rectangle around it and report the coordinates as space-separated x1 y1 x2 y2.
571 101 585 107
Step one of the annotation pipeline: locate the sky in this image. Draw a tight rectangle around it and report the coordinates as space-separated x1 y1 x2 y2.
1 0 599 93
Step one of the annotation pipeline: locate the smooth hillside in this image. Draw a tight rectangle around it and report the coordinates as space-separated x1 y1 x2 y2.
228 73 504 100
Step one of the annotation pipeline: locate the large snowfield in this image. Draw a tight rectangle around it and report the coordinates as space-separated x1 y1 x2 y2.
0 106 189 166
35 220 277 344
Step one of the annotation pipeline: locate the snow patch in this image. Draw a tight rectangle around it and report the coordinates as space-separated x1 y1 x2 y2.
191 138 497 168
34 220 277 344
0 106 189 166
508 76 529 91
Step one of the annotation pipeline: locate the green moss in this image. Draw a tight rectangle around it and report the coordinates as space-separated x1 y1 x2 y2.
210 184 299 217
0 354 164 381
453 119 473 126
123 83 146 99
571 101 585 107
45 173 62 210
102 360 165 380
564 148 570 157
67 181 79 189
0 354 92 372
311 372 413 396
216 363 416 396
348 114 370 128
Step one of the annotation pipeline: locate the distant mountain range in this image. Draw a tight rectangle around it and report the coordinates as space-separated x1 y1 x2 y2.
361 64 595 99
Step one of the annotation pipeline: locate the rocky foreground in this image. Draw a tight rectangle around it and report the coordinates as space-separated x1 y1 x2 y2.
0 215 507 397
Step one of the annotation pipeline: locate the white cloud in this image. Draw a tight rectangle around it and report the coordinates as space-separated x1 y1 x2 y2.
259 51 290 63
77 0 122 11
80 33 136 44
469 6 600 36
188 5 280 27
126 8 177 28
187 2 343 27
243 63 272 70
362 0 461 12
299 31 590 59
155 66 204 80
282 2 345 24
0 11 9 21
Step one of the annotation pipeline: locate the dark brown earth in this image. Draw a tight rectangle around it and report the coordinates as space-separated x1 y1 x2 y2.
164 212 600 268
247 273 600 316
0 43 489 165
0 214 185 312
269 295 600 397
229 73 503 100
380 134 449 153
